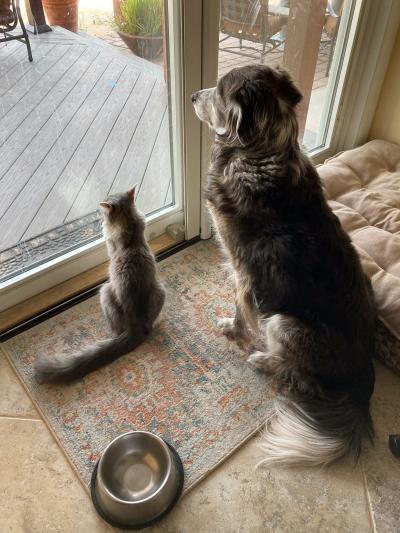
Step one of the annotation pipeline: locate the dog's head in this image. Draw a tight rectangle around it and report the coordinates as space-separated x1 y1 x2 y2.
192 65 302 147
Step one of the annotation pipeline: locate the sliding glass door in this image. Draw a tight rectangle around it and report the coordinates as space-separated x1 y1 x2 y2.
209 0 359 151
1 0 398 313
0 0 197 310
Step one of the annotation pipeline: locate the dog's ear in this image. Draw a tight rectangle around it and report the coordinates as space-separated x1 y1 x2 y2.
224 84 257 144
225 99 243 143
275 67 302 107
222 67 302 144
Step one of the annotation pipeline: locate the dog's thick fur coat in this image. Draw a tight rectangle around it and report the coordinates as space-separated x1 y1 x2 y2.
193 65 376 466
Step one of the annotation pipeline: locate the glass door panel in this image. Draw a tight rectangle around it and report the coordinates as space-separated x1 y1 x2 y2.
0 0 185 308
217 0 359 151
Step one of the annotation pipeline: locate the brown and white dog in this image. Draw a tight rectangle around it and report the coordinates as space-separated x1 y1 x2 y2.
192 65 376 467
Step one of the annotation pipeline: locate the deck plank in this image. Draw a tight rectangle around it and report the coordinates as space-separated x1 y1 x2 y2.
0 60 126 248
0 44 66 114
136 109 171 215
0 28 171 252
31 33 79 44
0 40 19 57
66 72 156 221
0 42 56 96
0 46 99 180
0 43 25 74
0 58 126 248
110 79 167 196
0 52 111 217
25 65 142 238
0 44 87 146
57 27 163 78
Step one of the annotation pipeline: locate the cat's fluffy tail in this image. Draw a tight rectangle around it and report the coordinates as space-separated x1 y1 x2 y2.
34 328 146 383
257 395 373 468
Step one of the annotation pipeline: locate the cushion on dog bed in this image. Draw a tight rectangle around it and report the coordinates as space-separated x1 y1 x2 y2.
317 139 400 374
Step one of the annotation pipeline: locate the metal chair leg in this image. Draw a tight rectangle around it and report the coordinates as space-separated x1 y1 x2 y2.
16 0 33 62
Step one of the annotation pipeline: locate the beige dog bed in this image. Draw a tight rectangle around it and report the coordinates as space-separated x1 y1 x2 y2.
317 139 400 374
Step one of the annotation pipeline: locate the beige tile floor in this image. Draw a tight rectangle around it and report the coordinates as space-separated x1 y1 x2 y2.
1 352 399 533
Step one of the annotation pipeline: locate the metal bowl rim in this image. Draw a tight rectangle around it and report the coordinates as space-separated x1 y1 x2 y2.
90 442 184 530
97 430 173 505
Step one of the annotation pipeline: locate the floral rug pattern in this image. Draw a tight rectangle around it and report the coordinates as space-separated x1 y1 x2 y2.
2 240 273 492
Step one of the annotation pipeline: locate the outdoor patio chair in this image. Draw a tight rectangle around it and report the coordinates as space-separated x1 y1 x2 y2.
0 0 33 62
219 0 287 63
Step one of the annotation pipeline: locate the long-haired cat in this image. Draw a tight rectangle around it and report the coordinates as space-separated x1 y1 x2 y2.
35 188 165 382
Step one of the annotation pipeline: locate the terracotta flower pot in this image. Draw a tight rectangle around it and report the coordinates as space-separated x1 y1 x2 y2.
43 0 78 33
117 31 163 61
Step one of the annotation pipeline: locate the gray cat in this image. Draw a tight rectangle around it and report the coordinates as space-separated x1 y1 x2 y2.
34 188 165 383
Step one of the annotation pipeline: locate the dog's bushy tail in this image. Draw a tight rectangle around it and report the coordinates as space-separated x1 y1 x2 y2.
258 395 373 468
34 328 146 383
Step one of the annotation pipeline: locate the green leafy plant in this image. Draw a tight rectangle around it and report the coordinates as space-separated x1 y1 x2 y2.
115 0 163 36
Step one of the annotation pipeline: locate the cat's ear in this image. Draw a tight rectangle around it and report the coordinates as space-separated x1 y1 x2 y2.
127 186 136 203
99 202 113 214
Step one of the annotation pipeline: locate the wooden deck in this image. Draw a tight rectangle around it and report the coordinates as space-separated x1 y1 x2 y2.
0 27 172 252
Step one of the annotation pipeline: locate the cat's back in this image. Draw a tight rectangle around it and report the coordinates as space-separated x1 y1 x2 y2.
111 244 155 278
110 248 158 303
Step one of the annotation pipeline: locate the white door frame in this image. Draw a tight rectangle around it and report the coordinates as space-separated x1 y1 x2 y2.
180 0 203 239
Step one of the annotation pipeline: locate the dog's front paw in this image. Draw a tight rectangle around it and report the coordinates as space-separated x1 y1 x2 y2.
218 317 251 343
217 317 238 340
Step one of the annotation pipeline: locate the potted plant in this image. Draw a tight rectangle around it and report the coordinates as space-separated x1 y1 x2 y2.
42 0 79 33
114 0 163 61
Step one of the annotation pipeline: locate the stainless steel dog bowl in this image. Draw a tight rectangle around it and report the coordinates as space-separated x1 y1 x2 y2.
91 431 184 529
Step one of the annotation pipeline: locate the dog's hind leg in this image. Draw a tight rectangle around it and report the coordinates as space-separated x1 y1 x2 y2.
247 351 283 374
247 314 286 373
248 314 329 397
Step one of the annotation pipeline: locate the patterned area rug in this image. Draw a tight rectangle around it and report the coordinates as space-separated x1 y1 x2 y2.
1 240 273 493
